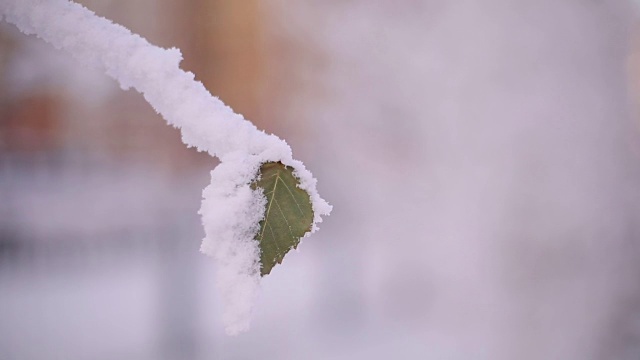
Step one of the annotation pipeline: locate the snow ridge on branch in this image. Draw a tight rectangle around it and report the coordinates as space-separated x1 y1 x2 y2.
0 0 331 335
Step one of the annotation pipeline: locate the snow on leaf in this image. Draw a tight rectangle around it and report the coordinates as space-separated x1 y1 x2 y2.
252 161 314 276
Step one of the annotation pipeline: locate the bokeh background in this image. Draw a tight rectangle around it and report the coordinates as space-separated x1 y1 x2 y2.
3 1 640 359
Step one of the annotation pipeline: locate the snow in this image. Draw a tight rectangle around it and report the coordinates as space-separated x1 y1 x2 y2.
0 0 331 335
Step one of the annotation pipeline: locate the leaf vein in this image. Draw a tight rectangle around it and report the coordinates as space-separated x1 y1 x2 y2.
279 177 305 216
258 173 279 241
274 197 296 240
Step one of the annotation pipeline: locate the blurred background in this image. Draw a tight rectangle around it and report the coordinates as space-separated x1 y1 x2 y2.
3 0 640 359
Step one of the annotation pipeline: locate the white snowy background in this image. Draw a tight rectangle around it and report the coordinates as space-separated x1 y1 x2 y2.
2 0 640 359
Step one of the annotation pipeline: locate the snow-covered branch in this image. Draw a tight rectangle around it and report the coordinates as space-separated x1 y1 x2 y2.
0 0 331 335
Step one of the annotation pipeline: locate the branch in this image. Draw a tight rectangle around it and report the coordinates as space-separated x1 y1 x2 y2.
0 0 331 335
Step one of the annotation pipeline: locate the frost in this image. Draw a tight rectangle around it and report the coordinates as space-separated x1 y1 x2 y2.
0 0 331 335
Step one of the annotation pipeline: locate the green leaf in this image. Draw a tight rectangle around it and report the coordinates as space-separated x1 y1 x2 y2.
252 161 314 276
